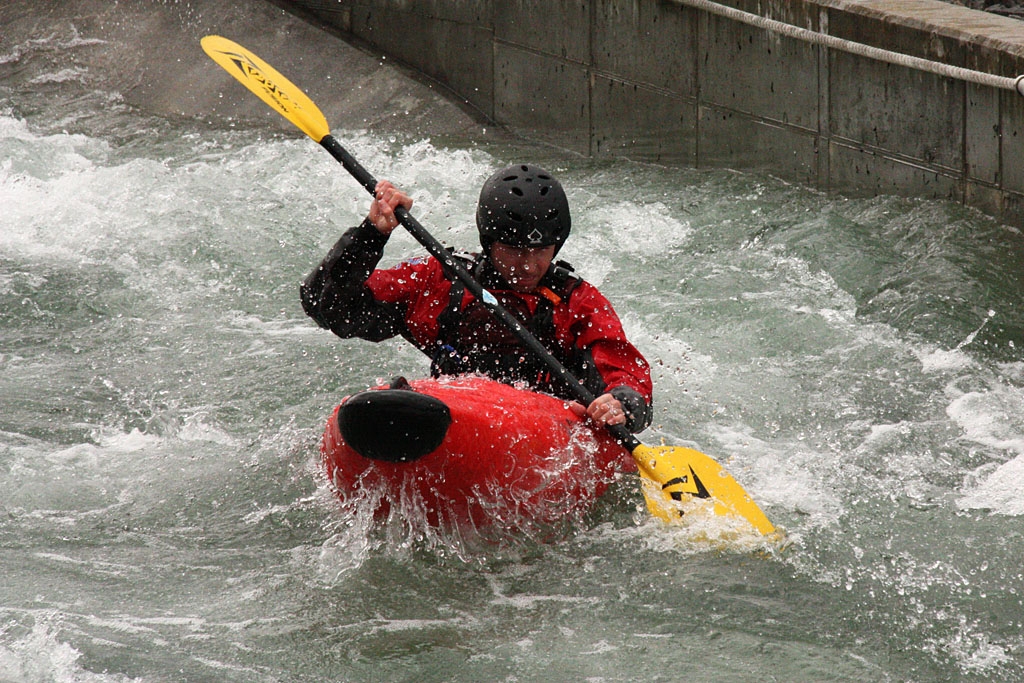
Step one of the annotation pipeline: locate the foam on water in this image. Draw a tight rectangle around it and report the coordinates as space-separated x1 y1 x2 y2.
0 613 138 683
953 381 1024 515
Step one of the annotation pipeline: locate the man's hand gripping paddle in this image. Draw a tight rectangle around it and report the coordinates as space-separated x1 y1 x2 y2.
201 35 776 535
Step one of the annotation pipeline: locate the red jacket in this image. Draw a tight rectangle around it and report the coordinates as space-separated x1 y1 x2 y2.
301 221 653 431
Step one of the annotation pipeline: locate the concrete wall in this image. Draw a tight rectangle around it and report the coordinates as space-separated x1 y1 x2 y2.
278 0 1024 227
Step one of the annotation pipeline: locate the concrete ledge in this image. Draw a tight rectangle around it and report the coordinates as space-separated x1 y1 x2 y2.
278 0 1024 227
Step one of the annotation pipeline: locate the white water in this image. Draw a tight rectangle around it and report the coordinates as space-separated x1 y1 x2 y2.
4 8 1024 682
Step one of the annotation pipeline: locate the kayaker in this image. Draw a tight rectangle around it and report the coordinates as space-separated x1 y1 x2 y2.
300 164 653 433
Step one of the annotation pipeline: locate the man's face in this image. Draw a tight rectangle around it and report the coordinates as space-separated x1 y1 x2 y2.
489 242 557 293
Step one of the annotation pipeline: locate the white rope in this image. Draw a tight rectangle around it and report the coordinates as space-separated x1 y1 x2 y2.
672 0 1024 96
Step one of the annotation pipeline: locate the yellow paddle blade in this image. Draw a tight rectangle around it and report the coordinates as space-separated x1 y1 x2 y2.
632 443 775 535
201 35 330 142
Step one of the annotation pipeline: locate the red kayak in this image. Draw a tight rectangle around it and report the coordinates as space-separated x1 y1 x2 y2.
321 375 634 528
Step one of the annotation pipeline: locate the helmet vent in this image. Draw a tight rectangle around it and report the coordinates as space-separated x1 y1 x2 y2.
503 175 518 182
511 187 524 196
507 210 523 222
540 186 549 196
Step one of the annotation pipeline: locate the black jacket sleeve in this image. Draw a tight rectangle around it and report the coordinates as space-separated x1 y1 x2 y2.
299 220 407 342
610 385 653 433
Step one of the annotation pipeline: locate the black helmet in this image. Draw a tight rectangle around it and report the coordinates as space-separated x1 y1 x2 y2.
476 164 571 254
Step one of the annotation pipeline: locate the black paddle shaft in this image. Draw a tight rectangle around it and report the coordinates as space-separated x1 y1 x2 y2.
319 134 641 449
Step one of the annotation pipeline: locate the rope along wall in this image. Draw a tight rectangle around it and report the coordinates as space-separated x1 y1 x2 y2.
672 0 1024 95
